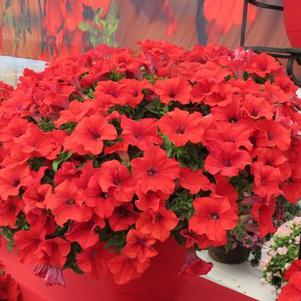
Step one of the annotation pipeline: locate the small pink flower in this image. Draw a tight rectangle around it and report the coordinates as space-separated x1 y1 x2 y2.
34 264 65 287
277 247 288 256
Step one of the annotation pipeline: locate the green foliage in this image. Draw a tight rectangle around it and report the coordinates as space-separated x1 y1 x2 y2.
0 227 14 251
60 122 77 134
39 118 55 132
167 190 194 220
99 225 127 252
52 151 72 172
41 169 55 186
64 242 84 274
15 212 29 231
28 157 45 171
108 72 125 82
104 231 127 251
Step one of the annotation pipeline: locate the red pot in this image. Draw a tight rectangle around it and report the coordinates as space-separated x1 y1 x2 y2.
284 0 301 47
0 239 256 301
0 239 186 301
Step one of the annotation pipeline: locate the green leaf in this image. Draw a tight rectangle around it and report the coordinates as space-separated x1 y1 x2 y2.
0 227 15 251
52 151 72 172
59 122 77 134
78 21 94 32
28 157 45 171
15 213 29 231
39 118 55 132
104 231 126 251
64 242 84 274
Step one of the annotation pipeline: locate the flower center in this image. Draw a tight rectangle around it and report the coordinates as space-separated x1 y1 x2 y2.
176 125 185 134
211 213 220 220
91 131 101 139
65 199 75 206
13 178 20 187
169 91 176 98
147 168 157 176
229 117 238 123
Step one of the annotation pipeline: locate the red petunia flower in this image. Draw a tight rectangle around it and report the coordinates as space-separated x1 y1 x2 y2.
136 207 178 242
158 108 204 147
252 162 282 201
251 196 276 237
278 272 301 301
109 204 137 231
0 81 13 103
46 181 92 226
121 115 162 151
98 160 135 202
0 273 22 301
26 208 56 236
254 119 291 151
245 53 280 78
0 197 23 228
131 147 180 195
65 114 117 155
0 117 33 147
84 172 116 219
23 184 52 213
95 81 128 108
285 260 301 281
211 97 241 122
180 229 221 249
119 79 150 107
189 195 238 243
242 95 274 120
35 238 70 267
54 162 81 186
54 99 95 127
204 142 251 177
205 122 253 151
135 190 169 212
214 174 238 211
65 221 100 250
179 249 213 278
154 78 192 104
0 165 30 200
77 243 109 279
179 167 214 194
14 226 46 264
108 255 150 285
282 165 301 204
122 229 158 262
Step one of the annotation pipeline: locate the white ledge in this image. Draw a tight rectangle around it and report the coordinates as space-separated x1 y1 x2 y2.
197 250 276 301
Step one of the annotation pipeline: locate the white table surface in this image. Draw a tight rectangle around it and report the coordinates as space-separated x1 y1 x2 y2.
197 251 276 301
0 55 46 86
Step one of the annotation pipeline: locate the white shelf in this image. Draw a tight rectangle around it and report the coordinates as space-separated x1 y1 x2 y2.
0 55 46 86
197 251 276 301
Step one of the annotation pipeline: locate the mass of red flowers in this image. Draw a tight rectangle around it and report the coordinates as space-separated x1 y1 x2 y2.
0 40 300 286
0 259 22 301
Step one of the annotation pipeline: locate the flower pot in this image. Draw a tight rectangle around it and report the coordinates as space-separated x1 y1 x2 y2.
0 238 187 301
284 0 301 47
208 246 251 264
102 238 187 301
